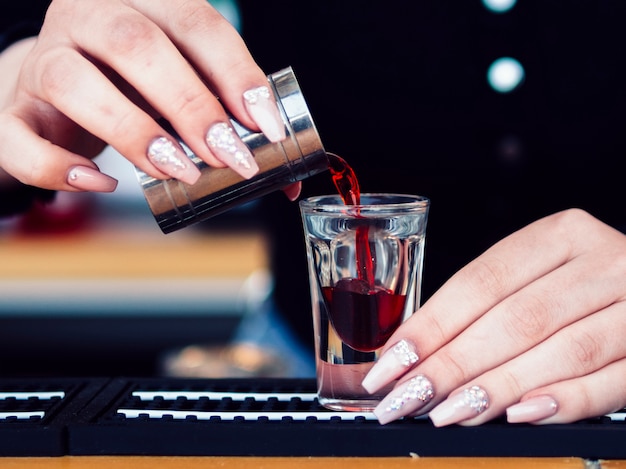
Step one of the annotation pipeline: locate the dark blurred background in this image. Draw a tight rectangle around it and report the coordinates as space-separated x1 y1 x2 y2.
246 0 626 350
1 0 625 376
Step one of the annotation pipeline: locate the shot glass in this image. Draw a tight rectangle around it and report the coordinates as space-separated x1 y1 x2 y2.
300 193 429 411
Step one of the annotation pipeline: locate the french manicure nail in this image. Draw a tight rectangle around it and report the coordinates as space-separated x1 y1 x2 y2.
206 122 259 179
429 386 490 427
147 137 201 185
373 375 434 425
243 85 286 143
67 166 118 192
506 395 558 423
362 339 419 394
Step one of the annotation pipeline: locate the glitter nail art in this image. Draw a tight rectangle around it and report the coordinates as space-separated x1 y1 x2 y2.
206 122 256 173
385 375 434 413
463 386 489 414
242 85 286 143
393 339 419 367
243 86 271 105
148 137 187 171
361 339 420 394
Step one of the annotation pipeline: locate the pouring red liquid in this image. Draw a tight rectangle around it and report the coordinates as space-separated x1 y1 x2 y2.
322 154 407 352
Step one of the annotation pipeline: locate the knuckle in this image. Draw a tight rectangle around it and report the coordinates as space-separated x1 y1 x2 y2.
170 89 214 118
599 240 626 283
545 208 594 243
611 250 626 275
501 294 554 344
461 257 512 302
572 381 593 413
103 14 158 56
174 3 232 36
37 51 78 101
567 330 604 374
435 348 471 384
24 145 58 188
549 208 592 231
107 108 142 143
498 368 524 398
423 314 449 348
108 113 132 141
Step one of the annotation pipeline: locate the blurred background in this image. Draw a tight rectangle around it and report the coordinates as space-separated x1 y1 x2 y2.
1 0 625 378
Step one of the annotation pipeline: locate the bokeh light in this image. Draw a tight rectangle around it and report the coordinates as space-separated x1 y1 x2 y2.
481 0 517 14
208 0 242 32
487 57 525 93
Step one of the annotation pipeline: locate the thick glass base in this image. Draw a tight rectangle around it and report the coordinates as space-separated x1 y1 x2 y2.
316 360 392 412
318 396 381 412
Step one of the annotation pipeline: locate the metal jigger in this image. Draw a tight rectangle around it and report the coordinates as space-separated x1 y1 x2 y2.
136 67 327 234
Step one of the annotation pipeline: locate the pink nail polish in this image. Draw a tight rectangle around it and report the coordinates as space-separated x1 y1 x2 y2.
147 137 201 185
67 166 118 192
373 375 434 425
362 339 419 394
429 386 490 427
206 122 259 179
243 85 286 143
506 395 558 423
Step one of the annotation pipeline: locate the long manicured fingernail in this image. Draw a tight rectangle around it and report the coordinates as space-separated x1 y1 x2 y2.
67 166 118 192
362 339 419 394
373 375 434 425
147 137 201 185
243 85 286 143
506 395 558 423
206 122 259 179
429 386 490 427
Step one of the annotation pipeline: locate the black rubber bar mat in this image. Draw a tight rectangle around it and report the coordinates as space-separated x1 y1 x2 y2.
0 377 624 458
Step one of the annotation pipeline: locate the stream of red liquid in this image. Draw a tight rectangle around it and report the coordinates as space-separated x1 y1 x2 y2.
323 153 406 351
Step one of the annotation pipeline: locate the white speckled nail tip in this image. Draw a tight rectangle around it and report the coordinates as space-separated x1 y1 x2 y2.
206 122 258 179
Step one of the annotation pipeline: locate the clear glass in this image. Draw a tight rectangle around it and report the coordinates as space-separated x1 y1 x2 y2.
300 194 430 411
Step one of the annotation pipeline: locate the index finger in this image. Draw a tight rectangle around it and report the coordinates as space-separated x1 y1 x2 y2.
129 0 281 135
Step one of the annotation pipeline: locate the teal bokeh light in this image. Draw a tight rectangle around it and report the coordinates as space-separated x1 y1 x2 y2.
208 0 242 32
481 0 517 14
487 57 525 93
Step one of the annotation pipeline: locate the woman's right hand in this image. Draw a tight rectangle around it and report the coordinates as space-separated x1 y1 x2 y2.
0 0 287 193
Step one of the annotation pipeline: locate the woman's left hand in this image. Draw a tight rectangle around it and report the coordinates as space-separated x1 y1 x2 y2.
362 208 626 426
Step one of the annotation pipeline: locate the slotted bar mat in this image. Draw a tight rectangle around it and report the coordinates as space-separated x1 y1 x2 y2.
0 377 624 458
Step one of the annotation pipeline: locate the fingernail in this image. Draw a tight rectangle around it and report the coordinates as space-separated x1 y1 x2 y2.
362 339 419 394
429 386 490 427
506 395 558 423
206 122 259 179
67 166 118 192
283 181 302 201
243 85 286 143
147 137 201 185
373 375 434 425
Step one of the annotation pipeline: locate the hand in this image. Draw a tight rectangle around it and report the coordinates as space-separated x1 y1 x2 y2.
362 209 626 426
0 0 287 193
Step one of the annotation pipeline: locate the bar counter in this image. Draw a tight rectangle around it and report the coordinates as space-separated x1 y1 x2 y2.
0 456 620 469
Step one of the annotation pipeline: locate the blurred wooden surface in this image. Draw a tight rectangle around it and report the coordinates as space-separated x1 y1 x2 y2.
0 456 609 469
0 228 268 279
